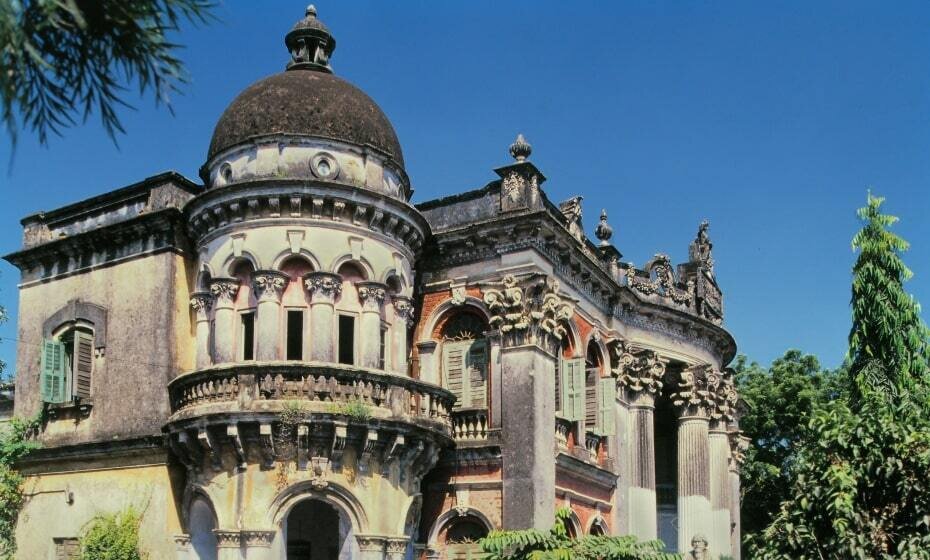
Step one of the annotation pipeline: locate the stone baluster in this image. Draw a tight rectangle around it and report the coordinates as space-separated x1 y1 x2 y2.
252 270 288 361
392 296 414 375
614 345 666 542
190 292 214 370
304 271 342 362
673 365 714 554
209 278 240 364
356 281 387 369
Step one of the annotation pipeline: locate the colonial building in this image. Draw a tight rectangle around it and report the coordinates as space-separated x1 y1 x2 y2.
5 6 747 560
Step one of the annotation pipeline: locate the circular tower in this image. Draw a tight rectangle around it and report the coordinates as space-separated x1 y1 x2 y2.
167 7 451 559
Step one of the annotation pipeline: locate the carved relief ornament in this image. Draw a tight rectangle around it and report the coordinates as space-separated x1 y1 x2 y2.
209 278 240 304
303 271 343 301
356 282 387 311
482 274 574 351
671 364 718 418
189 292 214 316
630 254 693 306
393 296 415 326
611 342 666 403
252 270 288 302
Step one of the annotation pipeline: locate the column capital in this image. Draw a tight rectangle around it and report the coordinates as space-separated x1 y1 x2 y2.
728 430 750 471
241 529 276 548
385 536 410 555
356 281 388 312
392 295 415 326
189 291 214 319
612 343 667 405
252 270 288 302
482 273 574 352
355 534 387 553
173 534 191 550
304 271 343 303
213 530 242 548
672 364 717 419
209 277 240 305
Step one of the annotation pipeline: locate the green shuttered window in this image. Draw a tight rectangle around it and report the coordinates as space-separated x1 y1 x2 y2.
597 376 616 436
442 339 488 409
41 339 68 404
559 358 585 421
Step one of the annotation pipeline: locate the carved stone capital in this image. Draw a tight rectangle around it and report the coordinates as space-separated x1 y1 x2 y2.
189 291 214 319
385 537 410 554
356 281 387 312
209 277 240 306
672 364 717 418
392 296 415 326
482 273 574 353
356 534 387 553
241 530 276 548
611 342 667 404
173 534 191 550
252 270 288 302
728 430 750 471
303 271 343 303
213 530 241 548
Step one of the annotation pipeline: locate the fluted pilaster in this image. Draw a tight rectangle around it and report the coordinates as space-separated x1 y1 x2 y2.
392 296 414 374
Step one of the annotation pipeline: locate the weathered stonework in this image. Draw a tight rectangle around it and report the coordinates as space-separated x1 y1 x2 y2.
4 6 742 560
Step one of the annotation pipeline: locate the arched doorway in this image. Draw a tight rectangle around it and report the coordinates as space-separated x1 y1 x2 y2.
188 496 217 560
286 499 348 559
443 515 489 560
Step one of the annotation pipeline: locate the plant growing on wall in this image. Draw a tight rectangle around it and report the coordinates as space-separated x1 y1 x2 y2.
479 508 680 560
0 413 42 560
78 507 144 560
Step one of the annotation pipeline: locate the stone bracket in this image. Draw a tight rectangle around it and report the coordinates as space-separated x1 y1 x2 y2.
198 427 221 470
331 421 348 470
381 434 405 475
358 429 379 474
227 424 246 470
297 424 309 471
398 440 424 483
259 423 276 469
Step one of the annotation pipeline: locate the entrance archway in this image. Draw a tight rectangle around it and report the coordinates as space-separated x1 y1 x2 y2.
286 499 350 560
188 496 218 560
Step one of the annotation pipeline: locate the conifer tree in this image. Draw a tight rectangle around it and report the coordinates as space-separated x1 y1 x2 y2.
849 192 930 397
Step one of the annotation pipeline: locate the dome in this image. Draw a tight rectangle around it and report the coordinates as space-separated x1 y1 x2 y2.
207 71 404 167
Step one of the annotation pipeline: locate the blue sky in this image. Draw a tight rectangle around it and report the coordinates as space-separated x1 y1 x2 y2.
1 1 929 373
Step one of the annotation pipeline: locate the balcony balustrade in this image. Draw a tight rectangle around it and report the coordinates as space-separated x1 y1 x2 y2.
451 408 489 442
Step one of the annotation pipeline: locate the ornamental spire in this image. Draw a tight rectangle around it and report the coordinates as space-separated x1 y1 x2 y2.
594 209 613 247
509 134 532 162
285 5 337 73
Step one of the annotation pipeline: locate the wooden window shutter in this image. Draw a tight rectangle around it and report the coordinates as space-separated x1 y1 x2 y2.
73 331 94 400
466 340 488 408
554 358 562 415
443 343 467 409
597 377 616 436
40 339 67 404
561 358 585 421
585 369 598 427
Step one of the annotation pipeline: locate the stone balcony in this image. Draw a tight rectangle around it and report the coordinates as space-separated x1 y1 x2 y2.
165 362 455 475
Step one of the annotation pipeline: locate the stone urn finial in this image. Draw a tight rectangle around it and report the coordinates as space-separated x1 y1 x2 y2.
509 133 532 162
594 208 613 246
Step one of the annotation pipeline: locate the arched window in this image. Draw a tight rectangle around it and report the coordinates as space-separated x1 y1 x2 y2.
280 257 313 361
443 515 489 560
335 262 366 366
231 260 257 361
584 339 615 436
41 323 94 404
557 324 584 422
440 313 489 410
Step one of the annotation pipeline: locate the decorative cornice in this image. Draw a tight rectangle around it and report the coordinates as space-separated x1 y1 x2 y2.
213 530 242 548
252 270 288 302
303 271 343 301
241 530 276 547
209 277 240 304
482 273 574 352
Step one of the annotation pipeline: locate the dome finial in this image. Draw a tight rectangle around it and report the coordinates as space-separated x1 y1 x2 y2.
595 209 613 246
285 4 336 73
509 133 532 162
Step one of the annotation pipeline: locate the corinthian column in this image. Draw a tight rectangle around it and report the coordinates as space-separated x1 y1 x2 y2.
614 345 667 541
484 274 574 530
673 365 713 554
209 278 239 364
392 296 414 375
190 292 214 370
728 429 749 560
252 270 288 361
356 281 387 369
708 372 738 559
304 272 342 362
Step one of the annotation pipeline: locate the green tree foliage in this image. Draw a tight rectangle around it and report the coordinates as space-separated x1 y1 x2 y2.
849 192 930 397
78 507 143 560
0 414 42 560
750 194 930 559
478 508 680 560
0 0 215 146
750 371 930 559
734 351 844 544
